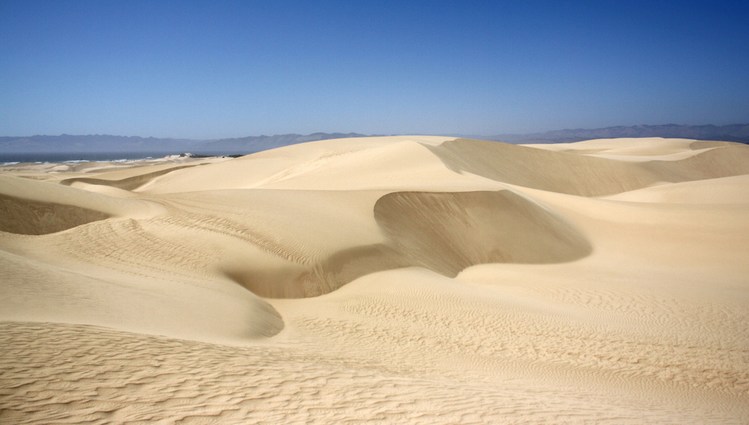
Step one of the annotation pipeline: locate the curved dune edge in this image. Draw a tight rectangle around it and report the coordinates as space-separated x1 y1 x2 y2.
602 174 749 204
60 164 199 191
0 233 285 341
0 174 168 220
227 189 591 298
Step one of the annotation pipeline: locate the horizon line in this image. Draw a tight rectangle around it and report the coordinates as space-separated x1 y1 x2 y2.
2 122 749 140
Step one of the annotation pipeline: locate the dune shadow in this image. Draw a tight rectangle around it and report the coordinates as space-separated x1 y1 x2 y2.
374 190 592 276
0 194 110 235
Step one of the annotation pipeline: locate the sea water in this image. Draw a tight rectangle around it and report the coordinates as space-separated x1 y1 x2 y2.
0 151 240 165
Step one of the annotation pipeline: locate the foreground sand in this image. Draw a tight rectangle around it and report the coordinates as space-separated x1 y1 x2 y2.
1 136 748 424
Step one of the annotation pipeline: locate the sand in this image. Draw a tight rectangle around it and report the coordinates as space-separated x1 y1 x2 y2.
1 136 748 424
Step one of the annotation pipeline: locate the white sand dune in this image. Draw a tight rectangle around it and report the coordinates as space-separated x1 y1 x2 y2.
1 136 748 423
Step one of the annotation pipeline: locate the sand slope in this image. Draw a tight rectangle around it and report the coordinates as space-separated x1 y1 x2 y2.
1 136 748 423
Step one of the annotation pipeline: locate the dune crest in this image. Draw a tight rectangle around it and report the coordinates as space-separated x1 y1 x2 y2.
427 138 749 196
60 164 198 191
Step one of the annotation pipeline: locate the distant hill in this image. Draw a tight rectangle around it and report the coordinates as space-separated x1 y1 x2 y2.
488 124 749 144
200 132 367 152
0 133 367 154
0 134 198 153
2 125 748 154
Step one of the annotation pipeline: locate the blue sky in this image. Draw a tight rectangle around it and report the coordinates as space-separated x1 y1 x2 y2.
1 0 748 138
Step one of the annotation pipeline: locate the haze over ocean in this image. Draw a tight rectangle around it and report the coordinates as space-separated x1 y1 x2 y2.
1 0 748 139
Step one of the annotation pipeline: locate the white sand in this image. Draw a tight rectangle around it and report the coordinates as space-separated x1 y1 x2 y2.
1 136 748 423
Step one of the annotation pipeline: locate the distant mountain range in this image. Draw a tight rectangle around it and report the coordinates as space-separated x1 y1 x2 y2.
1 125 747 154
199 132 367 152
0 132 367 154
487 124 749 144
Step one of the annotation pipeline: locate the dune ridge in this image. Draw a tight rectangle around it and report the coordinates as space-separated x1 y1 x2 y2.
1 136 748 423
60 163 199 191
428 138 749 196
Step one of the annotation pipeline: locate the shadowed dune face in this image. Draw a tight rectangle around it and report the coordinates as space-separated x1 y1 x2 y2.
227 190 591 298
0 194 110 235
374 190 592 275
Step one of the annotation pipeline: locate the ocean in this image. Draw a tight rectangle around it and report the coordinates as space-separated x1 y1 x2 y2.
0 151 238 165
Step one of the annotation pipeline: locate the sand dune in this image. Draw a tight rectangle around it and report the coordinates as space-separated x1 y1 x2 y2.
1 136 748 423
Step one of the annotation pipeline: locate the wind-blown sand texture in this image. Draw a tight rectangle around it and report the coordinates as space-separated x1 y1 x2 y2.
1 136 749 424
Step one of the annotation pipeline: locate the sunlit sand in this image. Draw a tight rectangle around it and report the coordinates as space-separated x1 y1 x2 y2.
1 136 748 423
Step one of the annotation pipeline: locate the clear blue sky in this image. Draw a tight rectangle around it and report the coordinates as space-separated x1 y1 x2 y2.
1 0 748 138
